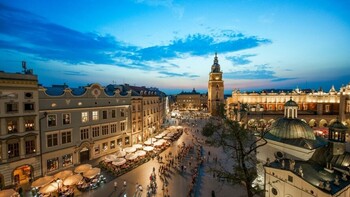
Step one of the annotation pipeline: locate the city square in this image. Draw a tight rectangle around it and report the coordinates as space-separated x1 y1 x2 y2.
1 1 350 197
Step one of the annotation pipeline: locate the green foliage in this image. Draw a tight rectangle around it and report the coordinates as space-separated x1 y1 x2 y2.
201 121 216 137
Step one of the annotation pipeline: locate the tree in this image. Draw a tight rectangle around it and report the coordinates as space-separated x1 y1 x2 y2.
202 104 267 197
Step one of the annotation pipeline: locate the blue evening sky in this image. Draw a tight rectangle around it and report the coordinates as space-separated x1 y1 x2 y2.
0 0 349 94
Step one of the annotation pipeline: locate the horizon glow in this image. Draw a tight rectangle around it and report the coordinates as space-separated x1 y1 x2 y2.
0 0 349 95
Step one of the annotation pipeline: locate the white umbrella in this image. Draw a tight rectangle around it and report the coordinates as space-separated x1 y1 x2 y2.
153 141 163 147
0 189 19 197
163 136 172 140
155 135 163 139
135 150 146 157
147 138 157 142
158 139 166 144
143 146 154 151
115 150 126 158
39 182 58 194
105 154 118 162
167 133 174 137
144 141 152 145
74 164 92 173
54 170 73 180
132 144 143 149
124 147 137 153
83 167 101 179
32 176 54 188
63 174 83 186
112 158 127 166
125 153 138 160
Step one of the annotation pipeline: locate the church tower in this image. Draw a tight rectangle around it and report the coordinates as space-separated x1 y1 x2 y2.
208 53 224 116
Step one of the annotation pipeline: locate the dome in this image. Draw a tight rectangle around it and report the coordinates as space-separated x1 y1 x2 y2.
329 120 348 130
284 98 298 107
268 118 316 140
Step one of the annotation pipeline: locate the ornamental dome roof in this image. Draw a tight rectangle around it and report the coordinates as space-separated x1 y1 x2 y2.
284 98 298 107
268 118 316 140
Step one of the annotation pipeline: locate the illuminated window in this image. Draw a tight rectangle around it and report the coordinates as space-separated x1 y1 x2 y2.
81 112 88 123
92 111 99 121
103 142 108 151
47 157 58 172
325 105 330 113
110 140 115 149
7 119 18 133
8 142 19 158
24 119 35 131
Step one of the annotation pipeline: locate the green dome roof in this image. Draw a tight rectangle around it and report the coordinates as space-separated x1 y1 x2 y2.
284 99 298 107
329 120 348 130
268 118 316 140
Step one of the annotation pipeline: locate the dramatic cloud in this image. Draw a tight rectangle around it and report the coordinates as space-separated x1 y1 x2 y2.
226 54 256 65
158 71 200 78
0 3 271 76
63 71 88 76
224 64 296 82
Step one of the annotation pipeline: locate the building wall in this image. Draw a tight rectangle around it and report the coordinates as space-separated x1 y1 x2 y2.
208 72 224 116
38 83 132 175
0 72 42 187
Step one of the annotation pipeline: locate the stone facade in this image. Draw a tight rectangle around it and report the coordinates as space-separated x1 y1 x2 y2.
208 53 224 116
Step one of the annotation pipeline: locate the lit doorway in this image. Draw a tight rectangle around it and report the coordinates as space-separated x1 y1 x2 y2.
13 165 33 186
79 147 90 163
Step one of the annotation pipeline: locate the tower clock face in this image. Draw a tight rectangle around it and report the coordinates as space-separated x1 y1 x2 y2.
215 76 220 80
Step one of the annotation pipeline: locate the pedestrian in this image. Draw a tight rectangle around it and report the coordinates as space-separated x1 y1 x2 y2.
114 181 117 191
123 180 127 188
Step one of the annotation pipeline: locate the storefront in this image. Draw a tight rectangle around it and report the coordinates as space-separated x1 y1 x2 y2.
13 165 33 186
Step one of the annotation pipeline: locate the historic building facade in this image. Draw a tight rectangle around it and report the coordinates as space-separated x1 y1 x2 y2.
226 85 350 129
38 83 132 175
175 88 207 111
0 68 42 188
208 53 224 116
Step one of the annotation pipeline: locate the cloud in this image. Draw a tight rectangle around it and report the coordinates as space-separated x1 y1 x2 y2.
224 64 296 82
226 54 256 65
0 3 271 75
64 71 88 76
158 71 200 78
0 3 134 64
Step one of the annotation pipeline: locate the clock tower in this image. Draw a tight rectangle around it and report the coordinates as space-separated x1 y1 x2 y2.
208 53 224 116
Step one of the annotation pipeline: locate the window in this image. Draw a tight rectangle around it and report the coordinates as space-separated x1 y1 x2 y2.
24 119 35 131
121 122 125 131
288 175 293 182
47 133 58 147
24 92 33 99
8 142 19 158
92 111 99 121
102 142 108 151
62 113 71 125
80 127 89 140
6 102 18 113
102 125 109 135
132 105 136 111
81 112 88 123
120 109 125 117
325 105 330 112
94 145 100 155
111 110 116 118
61 130 72 144
110 140 115 149
125 136 130 145
62 154 73 167
7 119 18 133
24 103 34 111
47 115 57 127
92 126 100 138
271 188 278 196
102 110 108 119
47 157 59 172
117 138 122 146
25 140 35 154
111 123 117 133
